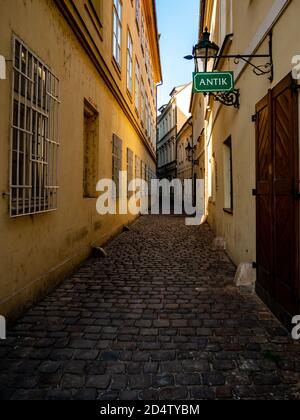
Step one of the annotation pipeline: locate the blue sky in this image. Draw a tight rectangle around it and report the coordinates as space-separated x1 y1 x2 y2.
156 0 200 108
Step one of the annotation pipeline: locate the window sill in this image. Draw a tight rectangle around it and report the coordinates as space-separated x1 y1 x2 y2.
126 88 133 103
83 196 97 201
135 20 140 33
112 58 122 80
223 208 233 215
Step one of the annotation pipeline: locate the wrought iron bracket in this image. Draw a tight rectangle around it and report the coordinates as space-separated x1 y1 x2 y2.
211 89 240 109
233 33 273 82
189 32 274 82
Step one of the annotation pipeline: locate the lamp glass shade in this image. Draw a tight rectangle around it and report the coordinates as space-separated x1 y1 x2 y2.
193 28 220 71
185 144 193 161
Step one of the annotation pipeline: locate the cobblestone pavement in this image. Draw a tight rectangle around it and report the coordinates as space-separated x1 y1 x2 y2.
1 216 300 400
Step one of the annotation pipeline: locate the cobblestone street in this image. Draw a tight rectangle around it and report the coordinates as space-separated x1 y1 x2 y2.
1 216 300 400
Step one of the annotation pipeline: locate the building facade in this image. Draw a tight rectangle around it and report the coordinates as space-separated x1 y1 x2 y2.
176 117 193 183
198 0 300 326
157 83 192 179
0 0 162 320
190 93 206 203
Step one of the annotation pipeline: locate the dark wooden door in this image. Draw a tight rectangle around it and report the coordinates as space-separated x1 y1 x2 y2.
256 74 300 325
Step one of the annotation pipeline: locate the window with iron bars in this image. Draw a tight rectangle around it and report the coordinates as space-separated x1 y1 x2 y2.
112 134 122 198
135 155 141 179
127 148 134 198
10 36 60 218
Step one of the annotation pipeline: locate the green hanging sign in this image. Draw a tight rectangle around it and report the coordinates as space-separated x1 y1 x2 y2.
193 71 235 93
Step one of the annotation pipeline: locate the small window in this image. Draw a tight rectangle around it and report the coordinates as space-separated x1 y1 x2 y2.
10 36 60 217
135 155 141 178
135 0 140 28
127 148 134 198
126 31 133 94
141 161 146 196
113 0 122 67
211 154 217 203
223 136 233 212
141 79 145 126
112 134 122 197
83 101 99 199
135 60 140 112
141 14 145 52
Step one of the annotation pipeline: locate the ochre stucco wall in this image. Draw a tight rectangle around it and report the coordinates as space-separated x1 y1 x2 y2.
0 0 157 320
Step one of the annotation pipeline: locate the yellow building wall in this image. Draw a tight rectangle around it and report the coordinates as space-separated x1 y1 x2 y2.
177 124 193 181
0 0 159 321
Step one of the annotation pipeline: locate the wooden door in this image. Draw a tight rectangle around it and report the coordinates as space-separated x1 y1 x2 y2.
256 74 300 325
256 91 274 299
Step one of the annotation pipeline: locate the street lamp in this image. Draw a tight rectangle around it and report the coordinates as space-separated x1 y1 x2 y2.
193 27 219 72
185 142 193 162
184 28 274 82
185 142 198 164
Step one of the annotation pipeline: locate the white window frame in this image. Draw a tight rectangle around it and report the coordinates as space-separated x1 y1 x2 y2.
113 0 122 67
135 0 140 28
135 59 140 112
141 79 145 126
126 31 133 94
141 14 145 52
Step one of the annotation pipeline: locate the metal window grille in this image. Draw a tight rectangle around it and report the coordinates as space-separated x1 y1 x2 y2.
135 155 141 178
112 134 122 197
135 0 140 26
10 36 60 218
127 32 133 93
127 148 134 198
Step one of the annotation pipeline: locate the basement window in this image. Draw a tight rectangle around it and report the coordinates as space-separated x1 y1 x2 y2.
83 100 99 199
10 36 60 218
223 136 233 213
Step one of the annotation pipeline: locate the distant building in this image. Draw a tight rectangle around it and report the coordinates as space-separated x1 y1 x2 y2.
157 83 192 179
176 117 193 183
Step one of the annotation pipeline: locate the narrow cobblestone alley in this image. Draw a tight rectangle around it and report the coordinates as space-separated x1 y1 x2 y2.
1 216 300 400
